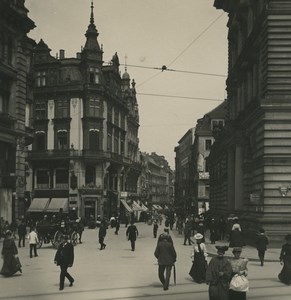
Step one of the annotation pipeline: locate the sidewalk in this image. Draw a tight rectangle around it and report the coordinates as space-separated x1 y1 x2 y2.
170 228 281 262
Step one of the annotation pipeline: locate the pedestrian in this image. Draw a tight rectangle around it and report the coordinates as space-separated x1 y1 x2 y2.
126 221 139 251
154 231 177 291
231 217 242 231
10 219 18 239
197 221 206 243
28 227 39 258
183 219 192 245
229 247 249 300
54 234 74 290
0 230 22 276
209 218 217 244
18 219 27 248
217 216 227 240
256 228 269 266
115 217 120 235
76 218 84 244
153 220 159 238
229 226 245 248
98 220 107 250
158 228 173 244
189 233 208 283
278 234 291 285
206 245 232 300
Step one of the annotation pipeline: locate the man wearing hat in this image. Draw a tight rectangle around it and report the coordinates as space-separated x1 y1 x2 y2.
54 235 74 290
154 232 177 291
206 245 232 300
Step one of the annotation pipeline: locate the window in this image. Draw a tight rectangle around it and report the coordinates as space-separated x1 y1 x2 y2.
35 71 47 87
120 113 125 129
107 105 112 122
114 109 119 126
36 170 50 189
0 78 10 113
107 127 112 151
114 131 119 153
25 103 31 127
205 139 212 151
55 169 69 188
35 101 46 119
89 129 100 150
211 119 224 131
35 132 46 150
85 166 95 185
55 99 69 118
57 130 68 150
205 184 210 198
89 67 100 84
89 98 100 117
121 133 125 155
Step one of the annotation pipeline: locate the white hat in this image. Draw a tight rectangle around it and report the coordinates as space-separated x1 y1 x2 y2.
194 233 203 240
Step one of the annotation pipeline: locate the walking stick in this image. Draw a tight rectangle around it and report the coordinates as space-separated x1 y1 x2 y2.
173 264 176 285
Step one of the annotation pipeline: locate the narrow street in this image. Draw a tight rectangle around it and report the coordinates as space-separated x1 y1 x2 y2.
0 222 290 300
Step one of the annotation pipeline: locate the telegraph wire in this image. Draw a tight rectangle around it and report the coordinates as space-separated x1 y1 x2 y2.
120 63 227 78
167 12 225 67
137 92 223 102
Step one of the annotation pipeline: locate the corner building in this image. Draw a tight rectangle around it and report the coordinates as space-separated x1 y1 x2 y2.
209 0 291 244
27 3 140 222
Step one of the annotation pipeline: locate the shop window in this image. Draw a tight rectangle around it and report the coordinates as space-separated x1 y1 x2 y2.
55 169 69 188
36 169 50 189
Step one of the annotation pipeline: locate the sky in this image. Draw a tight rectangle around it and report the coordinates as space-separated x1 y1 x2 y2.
25 0 228 169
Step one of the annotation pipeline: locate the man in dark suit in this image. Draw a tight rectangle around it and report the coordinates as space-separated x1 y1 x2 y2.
54 235 74 290
126 221 139 251
154 233 177 291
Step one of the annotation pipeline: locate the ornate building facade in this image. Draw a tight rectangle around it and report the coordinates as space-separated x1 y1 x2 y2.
0 0 35 221
26 3 140 222
209 0 291 244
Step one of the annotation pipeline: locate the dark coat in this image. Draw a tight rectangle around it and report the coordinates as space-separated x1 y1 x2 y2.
99 224 107 238
126 224 138 241
154 238 177 266
54 242 74 266
18 223 27 236
229 229 245 248
256 234 269 251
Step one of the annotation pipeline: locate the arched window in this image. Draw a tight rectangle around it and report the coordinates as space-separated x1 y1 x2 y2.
89 129 100 150
57 130 68 150
35 131 46 150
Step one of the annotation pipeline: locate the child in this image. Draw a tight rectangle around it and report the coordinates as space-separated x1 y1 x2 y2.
256 228 269 266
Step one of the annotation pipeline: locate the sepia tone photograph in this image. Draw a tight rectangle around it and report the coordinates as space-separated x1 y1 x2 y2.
1 0 291 299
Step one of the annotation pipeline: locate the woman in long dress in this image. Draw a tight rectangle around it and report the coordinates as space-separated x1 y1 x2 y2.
0 230 22 277
206 245 232 300
189 233 208 283
229 247 249 300
278 234 291 285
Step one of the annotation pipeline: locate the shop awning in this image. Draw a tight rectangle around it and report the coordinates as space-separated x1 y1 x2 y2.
141 203 148 211
46 198 69 213
132 200 144 211
152 204 163 210
27 198 50 212
120 199 133 213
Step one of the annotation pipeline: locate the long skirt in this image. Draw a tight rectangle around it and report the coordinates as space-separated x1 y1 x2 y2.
0 254 21 277
229 289 246 300
278 259 291 285
189 252 207 283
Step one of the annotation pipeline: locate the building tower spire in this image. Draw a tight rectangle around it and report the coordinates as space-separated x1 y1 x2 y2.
82 0 103 63
90 1 94 24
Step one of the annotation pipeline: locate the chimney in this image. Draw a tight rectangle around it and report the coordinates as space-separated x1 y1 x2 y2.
59 49 65 59
76 52 81 59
